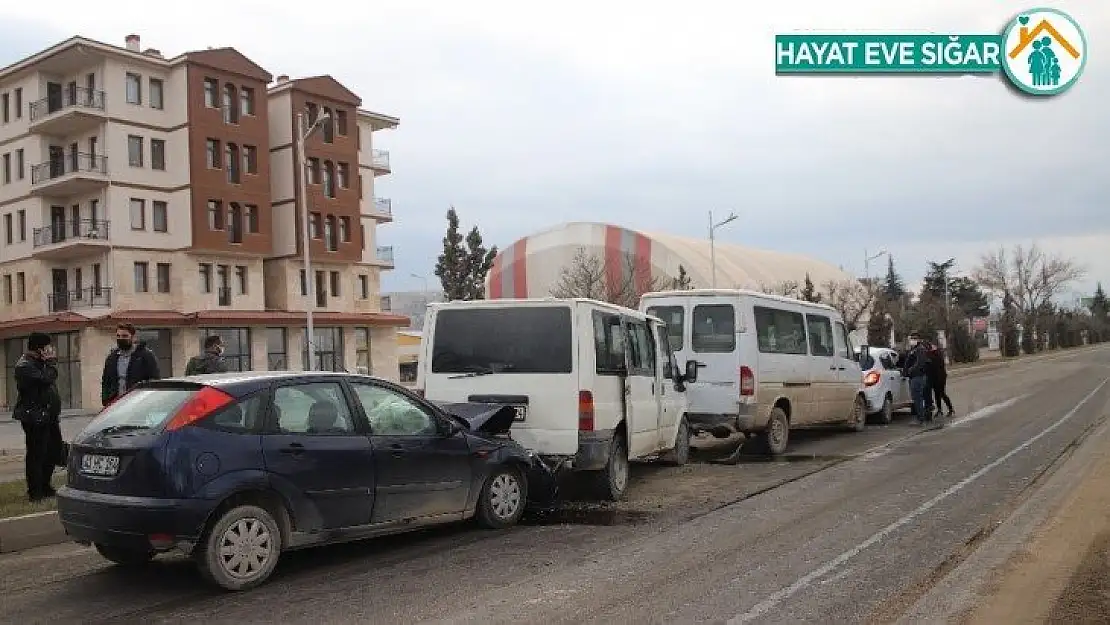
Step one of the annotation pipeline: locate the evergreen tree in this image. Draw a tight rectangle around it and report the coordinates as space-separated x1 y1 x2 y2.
801 273 821 303
1000 291 1020 357
866 297 892 347
672 265 693 290
883 256 906 302
434 207 497 301
1090 283 1108 343
462 225 497 300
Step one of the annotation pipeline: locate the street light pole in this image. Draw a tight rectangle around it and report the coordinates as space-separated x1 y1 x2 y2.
296 110 331 371
864 248 888 285
708 210 738 289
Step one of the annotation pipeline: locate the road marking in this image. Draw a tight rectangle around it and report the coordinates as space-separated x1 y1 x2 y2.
948 396 1027 429
729 377 1109 624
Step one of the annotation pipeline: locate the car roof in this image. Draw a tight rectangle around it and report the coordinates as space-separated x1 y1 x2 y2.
155 371 395 396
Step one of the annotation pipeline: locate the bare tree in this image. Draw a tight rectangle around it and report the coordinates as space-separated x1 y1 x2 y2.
758 280 801 298
823 278 876 331
973 244 1086 320
549 247 667 308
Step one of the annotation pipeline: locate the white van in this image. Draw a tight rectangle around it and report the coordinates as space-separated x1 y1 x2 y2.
418 298 698 500
640 289 866 455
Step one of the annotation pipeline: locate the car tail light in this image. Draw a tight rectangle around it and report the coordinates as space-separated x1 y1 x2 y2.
578 390 595 432
863 371 881 387
165 387 234 432
739 366 755 396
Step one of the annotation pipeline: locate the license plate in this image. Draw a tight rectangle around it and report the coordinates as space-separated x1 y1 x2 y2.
511 405 527 421
81 454 120 477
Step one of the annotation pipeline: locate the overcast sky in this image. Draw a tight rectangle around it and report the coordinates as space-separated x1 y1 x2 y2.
3 0 1106 299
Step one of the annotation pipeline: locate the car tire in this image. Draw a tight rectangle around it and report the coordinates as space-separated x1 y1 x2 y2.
758 407 790 456
196 504 283 591
592 433 630 501
878 395 894 425
661 417 691 466
95 543 154 567
476 465 528 529
849 395 867 432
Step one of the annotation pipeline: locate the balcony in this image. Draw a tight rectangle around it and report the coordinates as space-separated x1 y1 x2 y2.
47 287 112 313
30 153 109 197
32 219 111 259
375 245 395 268
28 88 107 136
218 287 232 307
370 149 391 174
370 197 394 222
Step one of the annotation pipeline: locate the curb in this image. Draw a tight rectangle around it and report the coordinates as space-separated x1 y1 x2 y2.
0 510 65 554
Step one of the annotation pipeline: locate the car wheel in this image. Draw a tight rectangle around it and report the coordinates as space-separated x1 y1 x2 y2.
592 433 630 501
849 395 867 432
878 395 894 425
196 504 282 591
476 465 527 529
661 417 691 466
758 407 790 456
95 543 154 566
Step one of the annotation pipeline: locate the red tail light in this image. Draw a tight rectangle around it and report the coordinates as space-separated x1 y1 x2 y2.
739 366 755 396
863 371 881 387
165 387 234 431
578 390 595 432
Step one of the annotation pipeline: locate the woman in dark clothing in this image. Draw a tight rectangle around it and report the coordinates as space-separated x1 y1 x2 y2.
925 340 955 416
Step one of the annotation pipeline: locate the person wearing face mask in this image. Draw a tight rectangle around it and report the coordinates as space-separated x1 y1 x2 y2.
185 335 230 376
901 332 935 425
100 323 162 407
13 332 64 501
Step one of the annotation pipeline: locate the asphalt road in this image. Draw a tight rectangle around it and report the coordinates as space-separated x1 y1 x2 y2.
0 346 1107 624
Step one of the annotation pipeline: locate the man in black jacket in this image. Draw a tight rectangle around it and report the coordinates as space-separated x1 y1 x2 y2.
901 332 935 425
13 332 64 501
101 323 161 406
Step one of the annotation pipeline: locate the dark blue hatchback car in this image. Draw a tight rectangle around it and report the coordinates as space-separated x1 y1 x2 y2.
57 372 555 590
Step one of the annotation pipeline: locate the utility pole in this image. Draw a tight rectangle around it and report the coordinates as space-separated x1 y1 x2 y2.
296 109 332 370
708 210 738 288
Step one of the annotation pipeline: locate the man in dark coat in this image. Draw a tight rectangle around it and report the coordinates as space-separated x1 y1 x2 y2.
925 340 955 417
901 332 935 425
13 332 64 501
185 335 229 376
101 323 161 406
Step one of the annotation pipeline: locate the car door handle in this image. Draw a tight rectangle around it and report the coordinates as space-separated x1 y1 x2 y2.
280 443 305 456
389 443 405 458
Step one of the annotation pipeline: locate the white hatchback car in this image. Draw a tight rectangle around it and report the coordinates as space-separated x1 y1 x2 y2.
857 346 912 424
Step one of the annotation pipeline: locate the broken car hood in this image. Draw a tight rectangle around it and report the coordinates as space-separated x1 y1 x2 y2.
433 401 517 435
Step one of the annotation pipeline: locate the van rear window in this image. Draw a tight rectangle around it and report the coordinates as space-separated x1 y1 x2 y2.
755 306 808 355
431 307 573 374
692 304 735 353
646 306 683 351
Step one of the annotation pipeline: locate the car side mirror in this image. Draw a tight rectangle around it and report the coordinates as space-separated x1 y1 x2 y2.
440 419 463 437
684 360 699 383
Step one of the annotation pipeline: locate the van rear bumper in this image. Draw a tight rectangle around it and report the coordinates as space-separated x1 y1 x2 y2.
687 404 756 438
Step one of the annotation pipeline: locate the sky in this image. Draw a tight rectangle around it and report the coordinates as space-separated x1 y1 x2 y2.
2 0 1106 299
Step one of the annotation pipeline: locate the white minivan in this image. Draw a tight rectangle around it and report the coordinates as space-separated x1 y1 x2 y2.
640 289 866 455
418 298 698 500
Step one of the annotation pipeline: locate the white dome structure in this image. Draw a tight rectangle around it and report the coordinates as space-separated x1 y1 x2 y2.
486 222 856 299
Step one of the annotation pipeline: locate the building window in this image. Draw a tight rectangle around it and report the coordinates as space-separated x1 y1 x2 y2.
2 153 9 184
223 84 238 124
207 200 224 230
322 107 334 143
226 143 240 183
336 110 348 136
13 89 20 119
199 263 212 293
310 212 322 238
300 269 307 296
3 275 10 303
126 73 142 104
323 161 335 197
324 215 337 251
151 138 166 170
245 205 259 233
130 198 145 230
306 102 319 124
303 326 344 372
136 328 173 380
3 214 10 244
240 87 254 115
152 201 168 232
359 274 369 299
340 216 351 242
17 210 25 241
16 272 25 302
235 265 248 294
204 78 218 107
156 263 171 293
307 157 320 184
4 333 82 410
217 265 231 305
337 162 349 188
228 203 243 243
200 328 252 371
16 149 23 179
134 262 149 293
128 135 144 167
354 327 370 374
243 145 257 174
266 328 287 370
315 270 326 307
206 138 221 168
1 93 8 123
149 78 164 110
329 270 340 297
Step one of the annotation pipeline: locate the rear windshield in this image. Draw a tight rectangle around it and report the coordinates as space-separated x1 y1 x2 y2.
83 388 196 436
692 304 736 353
646 305 684 351
431 307 573 374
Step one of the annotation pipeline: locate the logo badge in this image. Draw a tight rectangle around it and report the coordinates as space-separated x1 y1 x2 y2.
1000 8 1087 95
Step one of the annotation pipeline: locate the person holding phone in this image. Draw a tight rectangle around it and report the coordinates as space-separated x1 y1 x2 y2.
13 332 64 502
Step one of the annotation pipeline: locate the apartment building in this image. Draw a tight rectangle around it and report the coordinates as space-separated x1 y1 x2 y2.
0 35 404 412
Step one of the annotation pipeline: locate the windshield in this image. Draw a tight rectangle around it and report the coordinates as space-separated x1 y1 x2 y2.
431 306 573 374
83 388 196 436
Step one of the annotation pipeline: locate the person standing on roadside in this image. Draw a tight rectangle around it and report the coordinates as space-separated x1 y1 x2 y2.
13 332 63 502
185 335 229 376
101 323 161 407
902 332 934 425
925 339 955 417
